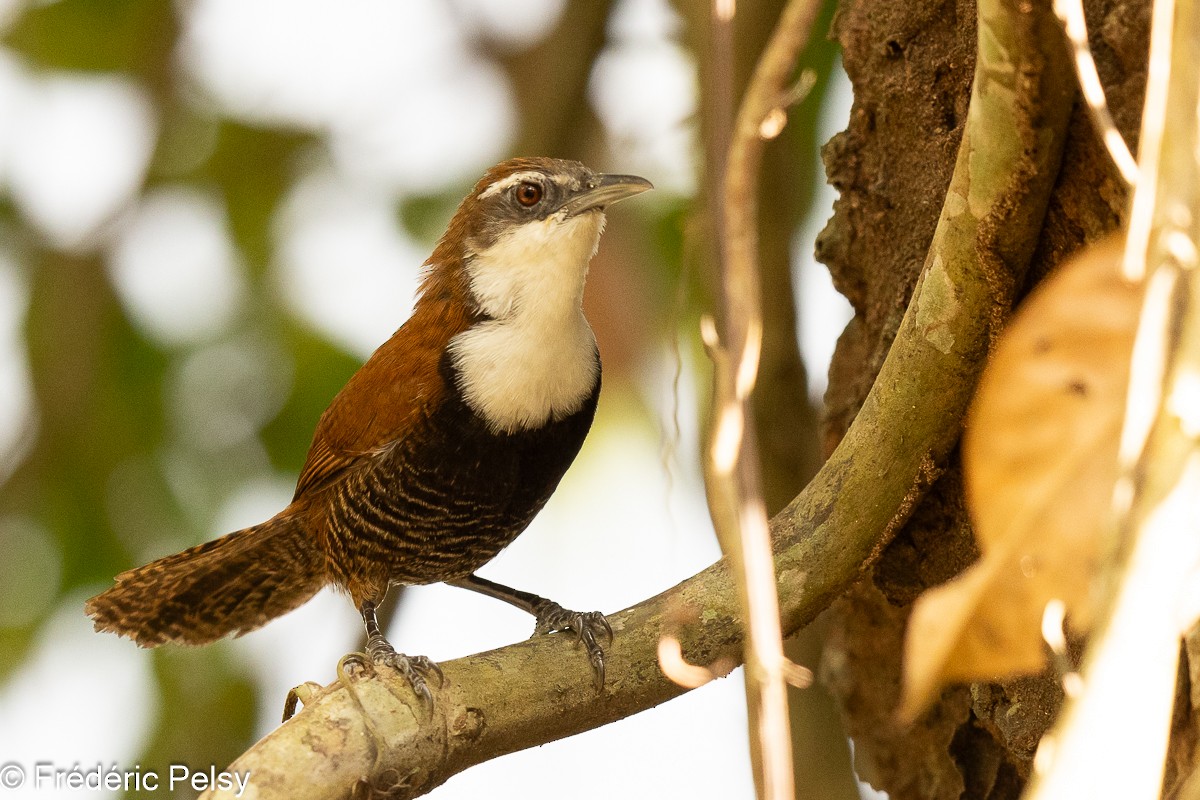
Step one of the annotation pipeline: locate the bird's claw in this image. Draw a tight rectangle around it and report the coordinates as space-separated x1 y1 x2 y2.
532 602 612 691
364 635 443 711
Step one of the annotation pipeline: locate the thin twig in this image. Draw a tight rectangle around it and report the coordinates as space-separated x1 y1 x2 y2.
1052 0 1139 187
709 0 823 797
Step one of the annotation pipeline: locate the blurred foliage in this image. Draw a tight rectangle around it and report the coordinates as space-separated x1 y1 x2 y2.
140 647 259 794
182 122 316 273
399 193 465 247
21 251 170 582
6 0 174 78
259 322 362 477
0 0 833 794
0 0 393 784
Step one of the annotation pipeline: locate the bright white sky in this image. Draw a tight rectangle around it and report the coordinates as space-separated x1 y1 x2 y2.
0 0 855 797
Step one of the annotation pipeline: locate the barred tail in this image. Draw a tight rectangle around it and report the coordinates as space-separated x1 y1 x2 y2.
86 514 327 647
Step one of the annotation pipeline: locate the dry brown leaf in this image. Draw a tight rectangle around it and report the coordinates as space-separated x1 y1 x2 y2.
901 235 1143 721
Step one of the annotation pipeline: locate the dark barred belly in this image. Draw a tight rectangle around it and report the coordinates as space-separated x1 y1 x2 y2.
324 379 598 587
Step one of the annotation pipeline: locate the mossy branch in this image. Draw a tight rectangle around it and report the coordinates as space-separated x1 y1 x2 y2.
199 2 1074 798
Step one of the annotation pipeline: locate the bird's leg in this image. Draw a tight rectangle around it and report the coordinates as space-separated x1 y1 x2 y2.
450 574 612 690
358 599 443 709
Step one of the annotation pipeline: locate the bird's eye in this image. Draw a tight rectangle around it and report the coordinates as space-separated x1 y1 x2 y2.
515 181 543 207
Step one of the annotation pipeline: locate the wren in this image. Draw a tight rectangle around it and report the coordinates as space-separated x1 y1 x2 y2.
86 157 652 701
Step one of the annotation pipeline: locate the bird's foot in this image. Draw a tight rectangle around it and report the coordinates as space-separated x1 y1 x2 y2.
531 600 613 690
362 635 444 711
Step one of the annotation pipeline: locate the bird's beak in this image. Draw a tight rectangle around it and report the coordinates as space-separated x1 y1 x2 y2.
561 173 654 217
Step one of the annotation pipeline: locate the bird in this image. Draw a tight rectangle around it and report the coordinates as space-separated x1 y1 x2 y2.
86 157 653 702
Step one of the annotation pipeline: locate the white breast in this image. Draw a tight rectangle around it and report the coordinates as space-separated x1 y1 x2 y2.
448 209 605 435
449 314 599 434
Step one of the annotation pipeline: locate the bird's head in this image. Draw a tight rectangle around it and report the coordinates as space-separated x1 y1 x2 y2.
427 157 652 320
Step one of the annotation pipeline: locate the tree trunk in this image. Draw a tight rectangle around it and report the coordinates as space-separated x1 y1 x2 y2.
814 1 1179 797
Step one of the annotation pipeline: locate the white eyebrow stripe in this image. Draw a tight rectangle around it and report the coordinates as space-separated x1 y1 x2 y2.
479 171 545 199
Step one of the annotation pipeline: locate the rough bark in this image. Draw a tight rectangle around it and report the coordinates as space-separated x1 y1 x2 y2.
817 0 1152 797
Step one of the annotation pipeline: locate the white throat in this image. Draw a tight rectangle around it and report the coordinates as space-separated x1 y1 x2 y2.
448 211 605 434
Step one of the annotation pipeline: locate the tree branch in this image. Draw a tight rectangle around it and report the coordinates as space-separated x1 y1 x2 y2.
199 2 1075 798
